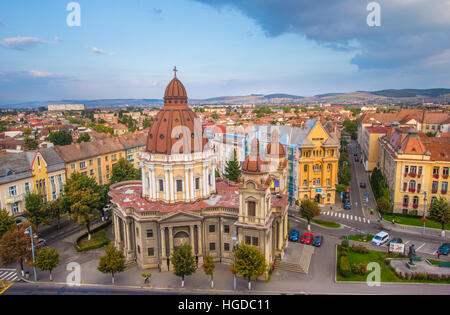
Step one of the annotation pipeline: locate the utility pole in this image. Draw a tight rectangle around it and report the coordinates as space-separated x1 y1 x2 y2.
422 191 427 235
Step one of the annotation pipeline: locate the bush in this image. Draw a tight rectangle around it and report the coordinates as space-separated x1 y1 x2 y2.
351 245 369 254
341 240 349 248
339 256 352 278
351 263 367 275
75 221 112 252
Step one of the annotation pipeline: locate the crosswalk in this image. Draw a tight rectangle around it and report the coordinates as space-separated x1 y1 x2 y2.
0 269 19 282
321 211 371 224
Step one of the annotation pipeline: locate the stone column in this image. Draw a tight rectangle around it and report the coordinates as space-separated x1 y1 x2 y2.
125 219 135 261
203 166 207 197
151 167 156 199
164 168 169 201
190 167 194 200
141 168 147 197
277 221 282 250
185 167 190 201
212 164 216 193
189 225 195 254
168 227 174 256
160 227 166 259
197 224 203 256
169 169 175 202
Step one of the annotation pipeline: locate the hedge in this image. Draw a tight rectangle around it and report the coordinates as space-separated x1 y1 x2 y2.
339 256 352 278
74 221 112 252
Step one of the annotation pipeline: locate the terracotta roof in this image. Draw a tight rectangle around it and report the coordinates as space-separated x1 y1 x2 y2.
365 126 390 134
146 74 208 155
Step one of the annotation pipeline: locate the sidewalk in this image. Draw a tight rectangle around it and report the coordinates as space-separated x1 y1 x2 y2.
380 219 449 240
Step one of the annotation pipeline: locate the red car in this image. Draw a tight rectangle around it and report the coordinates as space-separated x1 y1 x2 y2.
301 232 314 245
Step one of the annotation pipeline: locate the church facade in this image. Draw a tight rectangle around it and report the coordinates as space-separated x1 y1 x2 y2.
108 71 289 271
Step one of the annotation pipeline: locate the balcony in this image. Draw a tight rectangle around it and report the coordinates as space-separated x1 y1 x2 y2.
408 188 416 193
409 173 416 178
433 174 439 179
7 193 23 204
443 174 449 180
403 203 409 207
432 189 438 194
442 190 448 195
413 204 419 209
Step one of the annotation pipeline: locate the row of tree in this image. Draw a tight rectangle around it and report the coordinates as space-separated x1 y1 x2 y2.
96 242 267 290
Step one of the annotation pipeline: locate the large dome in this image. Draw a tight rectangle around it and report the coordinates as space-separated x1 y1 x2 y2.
146 70 208 155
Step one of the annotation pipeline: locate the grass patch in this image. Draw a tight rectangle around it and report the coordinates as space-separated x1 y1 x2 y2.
75 221 112 252
382 214 449 230
336 245 450 284
345 234 374 243
311 218 341 228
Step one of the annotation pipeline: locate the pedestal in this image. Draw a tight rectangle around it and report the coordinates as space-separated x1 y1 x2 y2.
406 261 417 270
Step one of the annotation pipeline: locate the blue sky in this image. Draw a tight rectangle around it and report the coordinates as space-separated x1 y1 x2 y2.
0 0 449 104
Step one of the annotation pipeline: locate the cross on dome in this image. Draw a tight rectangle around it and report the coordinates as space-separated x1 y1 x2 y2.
173 66 178 78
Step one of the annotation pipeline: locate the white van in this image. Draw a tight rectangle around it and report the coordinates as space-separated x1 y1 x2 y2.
371 231 390 246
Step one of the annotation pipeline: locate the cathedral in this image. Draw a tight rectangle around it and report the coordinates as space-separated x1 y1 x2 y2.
108 70 289 271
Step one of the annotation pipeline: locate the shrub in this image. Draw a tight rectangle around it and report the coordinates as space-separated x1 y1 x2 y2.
339 256 351 278
351 245 369 254
351 263 367 275
341 240 349 248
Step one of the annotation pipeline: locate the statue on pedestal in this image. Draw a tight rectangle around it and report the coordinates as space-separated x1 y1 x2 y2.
408 244 416 264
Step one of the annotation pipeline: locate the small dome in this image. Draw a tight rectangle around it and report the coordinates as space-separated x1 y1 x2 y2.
164 77 187 100
242 138 268 175
266 142 286 158
146 70 207 155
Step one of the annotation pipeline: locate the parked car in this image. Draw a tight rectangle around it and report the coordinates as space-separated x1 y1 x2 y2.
344 201 351 210
35 238 47 249
371 231 390 246
312 235 323 247
289 229 299 242
301 232 314 245
360 182 366 188
354 156 359 162
438 243 450 255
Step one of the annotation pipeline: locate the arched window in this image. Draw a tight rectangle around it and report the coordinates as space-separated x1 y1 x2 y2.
413 196 419 205
248 201 256 217
403 195 409 205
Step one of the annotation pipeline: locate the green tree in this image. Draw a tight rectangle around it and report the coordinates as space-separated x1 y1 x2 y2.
77 133 91 143
171 243 197 287
300 199 321 230
97 244 126 284
429 197 449 234
24 137 38 150
62 173 105 240
45 199 65 231
224 150 241 182
202 253 215 288
35 247 60 281
0 223 34 275
0 209 15 238
24 192 49 233
111 158 141 184
47 130 73 146
343 119 358 140
232 244 266 290
23 128 32 136
376 197 392 215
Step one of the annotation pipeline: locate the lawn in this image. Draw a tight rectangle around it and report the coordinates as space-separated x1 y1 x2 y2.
75 222 112 252
311 218 341 229
382 214 449 230
345 234 374 242
337 245 450 284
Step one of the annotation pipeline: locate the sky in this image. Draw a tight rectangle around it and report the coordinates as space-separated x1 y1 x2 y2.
0 0 449 104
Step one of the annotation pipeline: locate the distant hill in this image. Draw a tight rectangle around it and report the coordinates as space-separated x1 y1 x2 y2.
1 88 448 109
360 88 450 98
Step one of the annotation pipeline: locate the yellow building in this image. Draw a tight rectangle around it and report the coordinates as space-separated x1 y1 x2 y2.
379 128 450 214
54 134 146 185
361 126 390 172
297 122 339 204
0 148 66 217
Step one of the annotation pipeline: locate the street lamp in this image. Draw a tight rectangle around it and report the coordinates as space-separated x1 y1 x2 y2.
422 191 427 236
232 232 238 291
24 226 38 282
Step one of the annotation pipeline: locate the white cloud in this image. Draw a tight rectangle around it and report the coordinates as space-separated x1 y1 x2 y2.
0 37 48 50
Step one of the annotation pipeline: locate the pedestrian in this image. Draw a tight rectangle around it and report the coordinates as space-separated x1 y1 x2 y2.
437 251 441 259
